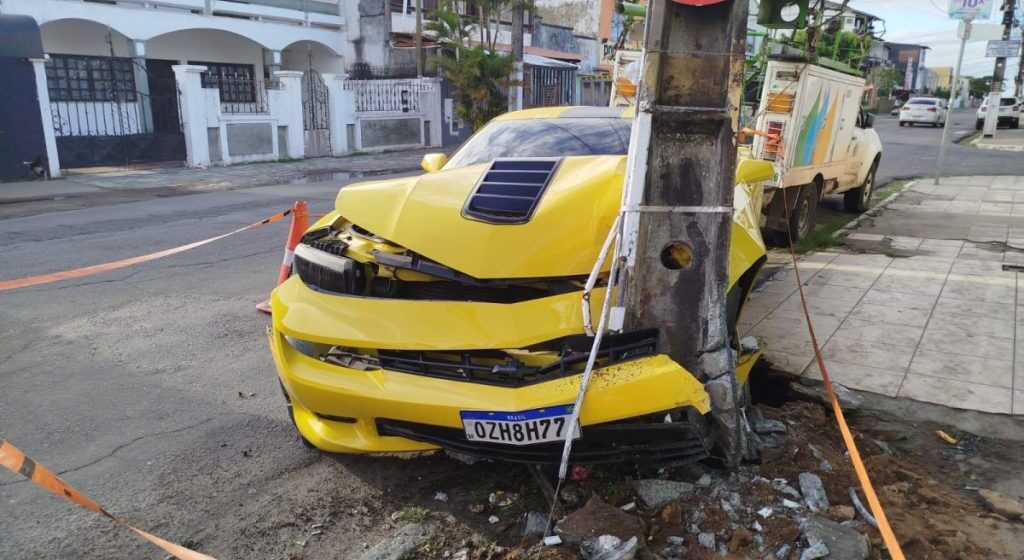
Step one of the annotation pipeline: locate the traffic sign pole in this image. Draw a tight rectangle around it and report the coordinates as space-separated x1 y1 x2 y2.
937 22 971 184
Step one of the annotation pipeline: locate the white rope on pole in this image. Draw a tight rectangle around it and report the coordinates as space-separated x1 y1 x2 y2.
581 213 622 336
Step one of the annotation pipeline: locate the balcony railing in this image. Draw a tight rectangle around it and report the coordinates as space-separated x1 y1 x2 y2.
219 0 339 15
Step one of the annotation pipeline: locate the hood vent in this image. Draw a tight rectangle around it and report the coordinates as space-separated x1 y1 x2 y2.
463 158 560 224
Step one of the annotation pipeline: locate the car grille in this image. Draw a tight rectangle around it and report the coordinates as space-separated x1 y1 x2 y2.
398 280 548 303
375 412 708 466
374 330 658 387
464 159 560 224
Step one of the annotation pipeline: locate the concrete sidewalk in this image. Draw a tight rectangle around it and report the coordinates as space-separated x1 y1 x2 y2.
0 148 437 204
745 176 1024 416
973 128 1024 152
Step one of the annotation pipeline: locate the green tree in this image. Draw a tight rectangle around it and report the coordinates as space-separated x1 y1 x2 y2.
873 67 904 97
967 76 993 98
425 8 473 60
792 29 871 68
431 13 516 130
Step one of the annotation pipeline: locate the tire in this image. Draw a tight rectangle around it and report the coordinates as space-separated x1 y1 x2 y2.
976 119 984 130
932 122 939 128
787 183 819 243
844 160 877 214
899 121 905 127
1012 119 1020 129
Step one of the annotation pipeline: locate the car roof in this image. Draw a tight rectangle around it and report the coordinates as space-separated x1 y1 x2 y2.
494 106 636 121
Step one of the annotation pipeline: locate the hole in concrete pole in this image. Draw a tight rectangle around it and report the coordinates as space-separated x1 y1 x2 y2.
660 241 692 270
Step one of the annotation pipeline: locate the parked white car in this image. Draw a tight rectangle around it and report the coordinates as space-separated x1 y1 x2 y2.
975 95 1021 130
898 97 947 127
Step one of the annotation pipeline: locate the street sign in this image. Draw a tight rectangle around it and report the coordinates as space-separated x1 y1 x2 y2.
960 22 1004 41
986 39 1021 57
948 0 993 21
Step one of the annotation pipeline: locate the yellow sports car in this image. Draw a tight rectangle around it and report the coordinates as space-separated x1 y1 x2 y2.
269 106 772 466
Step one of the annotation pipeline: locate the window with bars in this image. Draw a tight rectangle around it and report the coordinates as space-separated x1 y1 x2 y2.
193 62 257 103
46 55 137 102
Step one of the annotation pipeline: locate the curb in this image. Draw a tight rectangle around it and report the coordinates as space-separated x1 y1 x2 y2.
833 179 915 239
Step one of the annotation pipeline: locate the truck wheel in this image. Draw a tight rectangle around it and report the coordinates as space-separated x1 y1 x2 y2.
844 160 877 213
898 121 905 127
787 184 818 243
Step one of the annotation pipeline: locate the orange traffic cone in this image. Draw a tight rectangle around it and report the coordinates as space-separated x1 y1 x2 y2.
257 200 309 314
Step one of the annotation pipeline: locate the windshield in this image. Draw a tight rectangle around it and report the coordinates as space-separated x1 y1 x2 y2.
444 118 632 169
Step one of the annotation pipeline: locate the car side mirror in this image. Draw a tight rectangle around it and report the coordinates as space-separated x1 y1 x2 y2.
862 112 874 129
421 153 448 172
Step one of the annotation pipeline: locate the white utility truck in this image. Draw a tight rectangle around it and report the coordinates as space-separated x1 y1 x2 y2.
750 60 882 243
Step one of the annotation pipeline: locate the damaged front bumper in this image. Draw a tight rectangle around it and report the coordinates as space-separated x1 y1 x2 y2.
269 277 760 465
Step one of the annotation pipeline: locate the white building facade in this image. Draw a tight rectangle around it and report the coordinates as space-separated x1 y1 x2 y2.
0 0 450 173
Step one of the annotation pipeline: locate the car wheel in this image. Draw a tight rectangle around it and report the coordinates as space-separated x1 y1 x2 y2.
788 183 819 243
899 121 905 127
1013 119 1020 129
932 122 939 128
844 160 877 214
976 119 984 130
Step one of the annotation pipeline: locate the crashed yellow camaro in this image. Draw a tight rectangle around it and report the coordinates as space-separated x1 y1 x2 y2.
269 106 771 465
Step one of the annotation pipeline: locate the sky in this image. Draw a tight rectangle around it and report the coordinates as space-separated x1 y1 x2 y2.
849 0 1021 80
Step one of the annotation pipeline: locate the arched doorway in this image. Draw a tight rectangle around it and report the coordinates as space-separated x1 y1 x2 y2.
284 41 342 158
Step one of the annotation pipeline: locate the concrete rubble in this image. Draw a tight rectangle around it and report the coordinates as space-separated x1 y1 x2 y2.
630 479 695 509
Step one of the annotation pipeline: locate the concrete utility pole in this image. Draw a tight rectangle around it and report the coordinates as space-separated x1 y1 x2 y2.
1015 34 1024 97
415 0 424 78
509 3 525 111
982 0 1016 137
619 0 749 465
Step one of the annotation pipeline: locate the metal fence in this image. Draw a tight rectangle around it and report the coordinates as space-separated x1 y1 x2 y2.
203 77 279 114
524 65 577 108
344 79 432 113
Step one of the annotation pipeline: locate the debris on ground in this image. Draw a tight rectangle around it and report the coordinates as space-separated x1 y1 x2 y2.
630 479 695 509
403 397 1016 560
800 515 868 560
490 491 521 508
554 496 645 546
358 522 438 560
522 511 551 539
798 472 829 512
580 535 637 560
977 489 1024 521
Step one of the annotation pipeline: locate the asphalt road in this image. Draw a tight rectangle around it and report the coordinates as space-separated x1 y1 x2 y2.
874 108 1024 185
0 180 500 559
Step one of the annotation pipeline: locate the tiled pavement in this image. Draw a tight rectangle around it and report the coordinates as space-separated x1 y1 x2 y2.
744 176 1024 416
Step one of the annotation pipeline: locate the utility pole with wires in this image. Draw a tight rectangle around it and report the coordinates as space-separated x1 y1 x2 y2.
982 0 1017 137
617 0 751 466
1016 33 1024 97
509 3 525 111
415 0 424 78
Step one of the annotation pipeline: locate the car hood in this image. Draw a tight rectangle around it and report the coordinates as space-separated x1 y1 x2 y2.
335 156 626 279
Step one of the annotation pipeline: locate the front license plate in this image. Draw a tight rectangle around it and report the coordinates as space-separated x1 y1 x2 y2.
461 405 580 446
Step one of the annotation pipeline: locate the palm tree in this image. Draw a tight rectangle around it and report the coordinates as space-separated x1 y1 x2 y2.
425 8 473 60
433 41 516 130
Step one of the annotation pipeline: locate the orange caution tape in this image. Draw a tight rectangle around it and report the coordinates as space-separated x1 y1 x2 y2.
782 211 905 558
0 209 292 292
0 440 217 560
